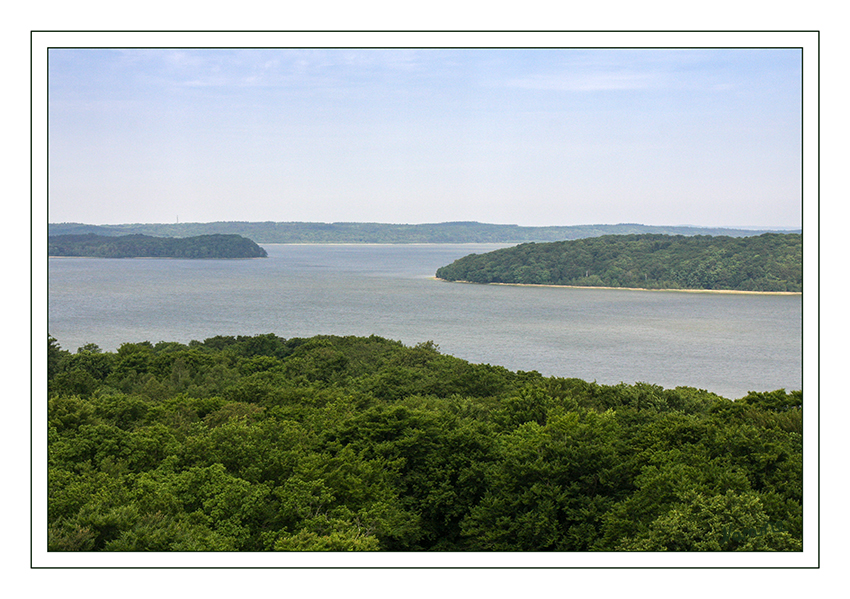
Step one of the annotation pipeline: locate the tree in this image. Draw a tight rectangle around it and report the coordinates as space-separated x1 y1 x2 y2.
617 490 801 551
436 233 801 291
48 336 68 381
46 333 803 552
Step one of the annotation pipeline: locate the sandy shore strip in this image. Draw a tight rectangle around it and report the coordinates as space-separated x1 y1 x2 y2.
432 278 801 295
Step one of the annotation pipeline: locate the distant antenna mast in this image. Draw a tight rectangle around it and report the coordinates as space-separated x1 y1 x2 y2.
177 215 179 224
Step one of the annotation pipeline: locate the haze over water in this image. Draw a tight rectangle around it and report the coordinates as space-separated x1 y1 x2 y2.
48 243 802 400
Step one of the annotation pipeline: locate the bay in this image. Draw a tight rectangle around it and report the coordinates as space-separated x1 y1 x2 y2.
48 243 802 399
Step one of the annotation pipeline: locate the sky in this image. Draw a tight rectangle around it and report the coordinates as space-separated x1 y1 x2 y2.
47 47 803 228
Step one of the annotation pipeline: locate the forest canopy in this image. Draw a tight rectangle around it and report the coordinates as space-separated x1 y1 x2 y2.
48 234 268 259
435 233 802 292
48 333 802 552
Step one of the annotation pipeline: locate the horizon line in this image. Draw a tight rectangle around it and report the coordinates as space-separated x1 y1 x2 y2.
47 220 802 230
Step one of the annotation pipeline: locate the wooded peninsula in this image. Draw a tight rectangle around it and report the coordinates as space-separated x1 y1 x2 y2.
436 233 802 293
48 233 268 259
48 333 802 552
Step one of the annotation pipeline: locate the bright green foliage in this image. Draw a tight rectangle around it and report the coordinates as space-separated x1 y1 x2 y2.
616 490 801 551
273 527 381 551
47 334 803 551
436 233 802 292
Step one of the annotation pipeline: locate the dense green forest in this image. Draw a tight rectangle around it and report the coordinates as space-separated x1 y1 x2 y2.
48 333 802 551
48 234 268 259
47 221 796 244
436 233 802 292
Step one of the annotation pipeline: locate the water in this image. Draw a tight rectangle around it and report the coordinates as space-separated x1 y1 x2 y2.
48 243 803 399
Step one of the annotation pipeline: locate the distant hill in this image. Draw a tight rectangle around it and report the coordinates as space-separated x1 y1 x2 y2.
46 221 800 245
435 233 802 292
48 233 268 259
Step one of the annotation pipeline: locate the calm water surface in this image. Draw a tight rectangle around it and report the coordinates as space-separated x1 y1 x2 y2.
48 244 802 399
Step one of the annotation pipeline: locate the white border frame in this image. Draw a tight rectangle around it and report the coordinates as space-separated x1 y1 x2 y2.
32 30 818 569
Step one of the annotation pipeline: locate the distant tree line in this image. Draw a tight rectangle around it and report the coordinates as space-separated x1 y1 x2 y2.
436 233 802 292
46 221 798 245
48 333 802 551
48 234 267 259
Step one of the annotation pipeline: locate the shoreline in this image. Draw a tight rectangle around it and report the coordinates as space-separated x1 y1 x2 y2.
432 277 801 295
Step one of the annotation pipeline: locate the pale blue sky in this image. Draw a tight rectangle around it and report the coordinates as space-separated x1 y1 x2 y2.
48 48 802 227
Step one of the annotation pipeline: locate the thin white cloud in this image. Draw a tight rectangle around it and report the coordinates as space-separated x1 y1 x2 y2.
506 71 660 92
